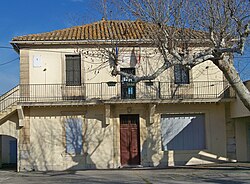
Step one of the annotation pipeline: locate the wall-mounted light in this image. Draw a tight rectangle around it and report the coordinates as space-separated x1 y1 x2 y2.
127 107 132 113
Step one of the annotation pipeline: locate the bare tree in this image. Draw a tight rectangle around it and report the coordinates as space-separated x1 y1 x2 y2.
106 0 250 110
88 0 124 20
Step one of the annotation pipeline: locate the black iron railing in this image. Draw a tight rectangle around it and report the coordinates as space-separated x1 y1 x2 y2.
0 81 235 112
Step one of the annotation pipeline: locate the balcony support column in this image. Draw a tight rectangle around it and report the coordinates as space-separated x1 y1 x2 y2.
17 105 24 127
104 105 111 125
148 104 156 125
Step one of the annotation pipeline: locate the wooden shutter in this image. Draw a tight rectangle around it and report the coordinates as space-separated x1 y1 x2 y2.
66 55 81 86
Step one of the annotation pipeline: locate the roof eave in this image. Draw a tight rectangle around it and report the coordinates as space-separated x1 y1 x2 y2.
10 39 150 45
10 42 20 53
11 38 211 47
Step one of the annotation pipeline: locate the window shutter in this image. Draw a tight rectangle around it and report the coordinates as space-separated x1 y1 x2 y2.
174 65 190 84
66 55 81 86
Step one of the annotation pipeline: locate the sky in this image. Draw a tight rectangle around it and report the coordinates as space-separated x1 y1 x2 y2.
0 0 104 95
0 0 249 95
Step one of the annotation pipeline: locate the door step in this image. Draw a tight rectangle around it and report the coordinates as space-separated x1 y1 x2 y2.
119 165 143 169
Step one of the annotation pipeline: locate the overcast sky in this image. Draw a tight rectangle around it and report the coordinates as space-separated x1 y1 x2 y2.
0 0 249 94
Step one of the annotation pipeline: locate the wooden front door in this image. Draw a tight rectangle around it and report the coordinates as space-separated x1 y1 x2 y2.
120 114 140 165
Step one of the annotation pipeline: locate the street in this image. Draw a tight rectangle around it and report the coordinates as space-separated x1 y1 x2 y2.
0 167 250 184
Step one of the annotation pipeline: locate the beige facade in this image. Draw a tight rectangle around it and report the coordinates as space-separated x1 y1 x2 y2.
1 20 246 171
0 45 238 171
0 102 232 171
26 47 224 84
15 47 226 103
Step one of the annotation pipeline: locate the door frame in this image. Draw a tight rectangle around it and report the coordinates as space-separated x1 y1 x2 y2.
119 114 141 166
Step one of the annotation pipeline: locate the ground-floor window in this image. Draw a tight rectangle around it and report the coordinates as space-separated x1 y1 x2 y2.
161 114 206 151
65 117 83 154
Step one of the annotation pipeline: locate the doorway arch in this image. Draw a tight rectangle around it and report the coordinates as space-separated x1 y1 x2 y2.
0 135 17 170
0 120 18 170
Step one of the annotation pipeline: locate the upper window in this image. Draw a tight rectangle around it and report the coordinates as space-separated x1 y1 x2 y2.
174 65 190 84
65 117 83 154
66 55 81 86
161 114 206 151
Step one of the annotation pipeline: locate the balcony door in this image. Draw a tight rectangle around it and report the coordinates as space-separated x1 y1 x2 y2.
121 68 136 99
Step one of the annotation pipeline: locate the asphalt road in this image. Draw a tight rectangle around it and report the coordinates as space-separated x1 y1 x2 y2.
0 168 250 184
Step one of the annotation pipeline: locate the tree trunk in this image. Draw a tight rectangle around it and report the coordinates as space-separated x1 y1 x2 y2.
213 59 250 111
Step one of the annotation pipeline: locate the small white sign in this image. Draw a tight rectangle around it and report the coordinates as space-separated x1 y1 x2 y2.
33 55 42 68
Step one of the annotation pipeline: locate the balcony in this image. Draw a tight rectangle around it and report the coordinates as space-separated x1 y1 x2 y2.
0 81 235 111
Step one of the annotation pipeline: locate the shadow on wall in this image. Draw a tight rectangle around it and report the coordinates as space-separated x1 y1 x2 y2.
130 48 137 67
21 112 111 171
66 115 108 170
141 125 159 167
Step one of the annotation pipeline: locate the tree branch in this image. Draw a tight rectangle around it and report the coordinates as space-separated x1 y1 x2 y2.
116 59 172 83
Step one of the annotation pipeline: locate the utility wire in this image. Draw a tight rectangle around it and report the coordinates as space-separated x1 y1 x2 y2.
0 57 19 66
0 46 13 49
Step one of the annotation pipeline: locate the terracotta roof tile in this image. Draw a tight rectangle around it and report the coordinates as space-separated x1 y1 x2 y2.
12 20 209 43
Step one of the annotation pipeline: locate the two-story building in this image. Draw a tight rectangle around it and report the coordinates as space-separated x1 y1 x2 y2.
0 20 243 171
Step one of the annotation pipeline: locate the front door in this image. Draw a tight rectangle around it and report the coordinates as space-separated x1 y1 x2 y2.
120 114 140 165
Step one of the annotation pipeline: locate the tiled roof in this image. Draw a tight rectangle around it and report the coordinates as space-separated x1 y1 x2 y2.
12 20 209 43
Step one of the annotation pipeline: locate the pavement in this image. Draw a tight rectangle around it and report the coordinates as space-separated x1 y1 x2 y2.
173 162 250 170
1 163 250 184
